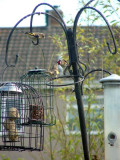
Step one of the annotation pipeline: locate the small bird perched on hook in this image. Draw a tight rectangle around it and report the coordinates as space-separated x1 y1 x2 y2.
25 32 45 45
25 32 45 40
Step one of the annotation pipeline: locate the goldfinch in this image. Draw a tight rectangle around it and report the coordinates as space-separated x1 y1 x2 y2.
25 32 45 45
57 59 70 75
57 59 68 68
25 32 45 40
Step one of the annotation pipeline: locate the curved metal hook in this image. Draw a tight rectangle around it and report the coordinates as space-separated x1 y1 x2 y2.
32 36 39 45
5 12 41 67
30 3 67 33
6 11 67 67
5 52 18 67
73 6 117 55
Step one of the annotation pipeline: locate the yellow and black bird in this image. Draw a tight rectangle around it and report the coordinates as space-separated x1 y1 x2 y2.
25 32 45 45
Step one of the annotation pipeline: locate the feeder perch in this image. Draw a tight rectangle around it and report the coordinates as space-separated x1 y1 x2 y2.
0 82 44 151
20 68 56 126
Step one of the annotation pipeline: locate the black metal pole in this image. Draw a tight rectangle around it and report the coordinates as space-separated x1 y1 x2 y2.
67 28 90 160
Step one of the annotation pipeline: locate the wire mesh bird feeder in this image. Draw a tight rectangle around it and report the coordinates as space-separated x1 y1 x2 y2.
0 82 44 151
20 68 56 126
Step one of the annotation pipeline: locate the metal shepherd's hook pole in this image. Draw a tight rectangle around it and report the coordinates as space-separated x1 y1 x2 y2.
66 28 90 160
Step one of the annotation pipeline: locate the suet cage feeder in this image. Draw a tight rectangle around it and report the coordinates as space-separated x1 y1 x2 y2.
0 82 44 151
20 68 56 126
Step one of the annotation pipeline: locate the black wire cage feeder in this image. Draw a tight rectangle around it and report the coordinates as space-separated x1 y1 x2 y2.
20 68 56 126
0 82 44 151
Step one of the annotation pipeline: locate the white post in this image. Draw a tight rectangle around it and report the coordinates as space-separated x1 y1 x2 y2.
100 74 120 160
